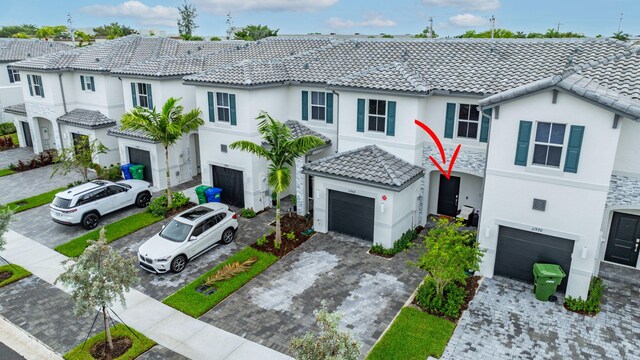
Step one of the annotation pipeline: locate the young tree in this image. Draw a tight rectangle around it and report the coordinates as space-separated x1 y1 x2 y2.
412 218 484 297
230 112 324 246
74 30 94 47
0 206 14 252
55 228 139 354
93 23 138 39
35 25 68 40
51 136 107 182
234 24 278 41
121 97 203 206
291 301 361 360
612 31 630 41
177 1 198 38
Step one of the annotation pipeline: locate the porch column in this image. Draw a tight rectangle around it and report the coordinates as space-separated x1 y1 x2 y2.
295 157 306 216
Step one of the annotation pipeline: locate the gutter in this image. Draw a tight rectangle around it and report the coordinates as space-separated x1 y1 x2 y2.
57 73 67 149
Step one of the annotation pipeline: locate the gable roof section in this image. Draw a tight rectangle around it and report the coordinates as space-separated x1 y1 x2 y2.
284 120 331 143
0 39 71 62
303 145 424 191
57 109 116 129
328 62 430 92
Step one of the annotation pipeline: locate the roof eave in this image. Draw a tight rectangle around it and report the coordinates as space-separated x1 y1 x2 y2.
111 73 188 80
107 132 159 143
326 84 429 97
58 121 117 130
182 80 289 89
301 168 423 192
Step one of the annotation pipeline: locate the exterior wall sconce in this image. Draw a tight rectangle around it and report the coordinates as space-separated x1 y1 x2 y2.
485 225 491 237
581 246 588 259
380 203 385 213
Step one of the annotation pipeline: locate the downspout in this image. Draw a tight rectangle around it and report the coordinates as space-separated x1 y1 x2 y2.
57 73 67 149
332 90 339 153
476 105 491 245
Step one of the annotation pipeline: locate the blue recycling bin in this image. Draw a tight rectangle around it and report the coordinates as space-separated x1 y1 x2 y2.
205 187 222 203
121 164 134 180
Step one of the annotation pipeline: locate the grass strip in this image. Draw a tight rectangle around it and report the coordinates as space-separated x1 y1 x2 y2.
0 264 31 287
0 168 14 177
64 323 155 360
5 187 66 213
55 211 163 257
163 247 278 317
366 306 456 360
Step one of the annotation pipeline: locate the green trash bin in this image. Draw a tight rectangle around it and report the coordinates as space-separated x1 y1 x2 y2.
194 185 211 205
129 164 145 180
533 263 566 301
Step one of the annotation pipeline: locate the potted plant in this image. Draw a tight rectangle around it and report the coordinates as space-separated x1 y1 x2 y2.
291 195 297 212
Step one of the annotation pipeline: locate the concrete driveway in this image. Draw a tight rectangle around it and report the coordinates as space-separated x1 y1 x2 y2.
442 263 640 359
199 232 424 356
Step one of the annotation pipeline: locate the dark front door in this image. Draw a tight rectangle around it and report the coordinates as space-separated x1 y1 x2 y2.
212 165 244 208
328 190 375 241
495 227 574 291
21 121 33 147
605 212 640 266
127 147 153 183
437 174 460 216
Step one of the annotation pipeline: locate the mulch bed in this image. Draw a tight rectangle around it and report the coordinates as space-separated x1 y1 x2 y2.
165 202 196 218
0 271 12 283
90 336 133 360
562 303 598 317
251 213 315 257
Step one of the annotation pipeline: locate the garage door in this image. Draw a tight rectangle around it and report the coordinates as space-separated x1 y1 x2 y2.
127 147 153 183
212 165 244 208
495 227 574 291
328 190 374 241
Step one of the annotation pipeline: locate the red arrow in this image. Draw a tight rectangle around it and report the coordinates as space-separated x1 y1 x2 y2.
414 119 461 180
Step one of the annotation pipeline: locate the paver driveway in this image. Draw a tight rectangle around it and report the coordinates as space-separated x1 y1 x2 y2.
442 263 640 359
200 232 424 357
0 147 34 169
0 166 86 204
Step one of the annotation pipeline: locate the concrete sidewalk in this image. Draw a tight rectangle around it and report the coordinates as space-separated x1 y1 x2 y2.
0 316 62 360
1 230 292 360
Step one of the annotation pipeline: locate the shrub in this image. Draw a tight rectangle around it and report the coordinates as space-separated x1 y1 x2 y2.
210 36 221 41
564 277 605 315
256 235 268 246
8 150 56 172
241 207 256 218
370 228 419 257
416 278 467 319
148 192 190 217
97 163 123 181
285 230 296 242
171 192 190 208
0 136 14 150
67 180 85 188
0 122 16 135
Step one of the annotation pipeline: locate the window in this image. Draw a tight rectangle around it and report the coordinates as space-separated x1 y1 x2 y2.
532 122 566 167
7 69 20 83
29 75 44 97
367 99 386 132
81 75 95 92
216 92 230 122
311 91 326 121
106 185 126 196
137 83 149 108
457 104 480 139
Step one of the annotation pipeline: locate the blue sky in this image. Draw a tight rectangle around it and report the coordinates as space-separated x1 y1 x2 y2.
1 0 638 37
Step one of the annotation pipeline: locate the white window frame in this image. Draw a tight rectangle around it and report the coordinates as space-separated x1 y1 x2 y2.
216 92 230 123
531 121 567 168
456 103 480 139
367 99 386 133
8 69 20 83
310 91 326 121
137 83 149 109
81 75 95 92
30 75 44 97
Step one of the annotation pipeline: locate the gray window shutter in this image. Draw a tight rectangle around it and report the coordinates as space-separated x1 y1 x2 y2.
515 120 532 166
7 69 13 83
326 92 333 124
146 83 153 109
564 125 585 173
90 77 95 92
357 98 365 132
130 83 137 107
207 92 215 122
386 101 396 136
444 103 456 138
80 76 85 91
301 91 308 121
27 75 33 96
479 108 492 143
39 76 44 98
230 94 237 126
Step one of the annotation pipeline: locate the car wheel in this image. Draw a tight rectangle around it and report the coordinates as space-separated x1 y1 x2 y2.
82 213 100 230
171 255 187 273
136 192 151 208
221 228 235 245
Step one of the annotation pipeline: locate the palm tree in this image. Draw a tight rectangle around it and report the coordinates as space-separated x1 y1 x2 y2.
230 112 325 246
612 31 630 41
121 97 203 206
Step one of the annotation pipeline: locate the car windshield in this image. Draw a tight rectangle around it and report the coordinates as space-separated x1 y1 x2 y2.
159 220 193 243
51 196 72 209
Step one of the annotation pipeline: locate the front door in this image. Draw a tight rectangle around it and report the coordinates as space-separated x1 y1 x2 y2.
437 174 460 216
21 122 33 147
605 212 640 266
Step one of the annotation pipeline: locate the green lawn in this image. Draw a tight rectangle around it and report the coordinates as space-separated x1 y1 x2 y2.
0 168 14 177
4 187 67 213
163 247 278 317
0 264 31 287
64 323 155 360
366 307 456 360
55 211 163 257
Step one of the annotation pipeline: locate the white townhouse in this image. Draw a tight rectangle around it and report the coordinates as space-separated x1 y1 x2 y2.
0 39 70 144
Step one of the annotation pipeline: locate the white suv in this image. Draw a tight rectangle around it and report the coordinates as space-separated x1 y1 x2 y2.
50 179 152 230
137 203 238 273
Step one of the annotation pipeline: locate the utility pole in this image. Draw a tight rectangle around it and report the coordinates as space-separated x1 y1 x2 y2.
554 22 563 33
489 15 496 39
67 13 75 46
226 12 233 40
617 12 624 32
428 17 433 38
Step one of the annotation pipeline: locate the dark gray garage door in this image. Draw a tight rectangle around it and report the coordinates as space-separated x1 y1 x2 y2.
212 165 244 208
495 227 574 291
328 190 375 241
127 147 153 183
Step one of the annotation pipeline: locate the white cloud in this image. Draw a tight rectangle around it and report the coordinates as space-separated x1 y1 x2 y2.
195 0 338 14
80 1 178 27
327 13 397 29
449 13 488 27
422 0 500 11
